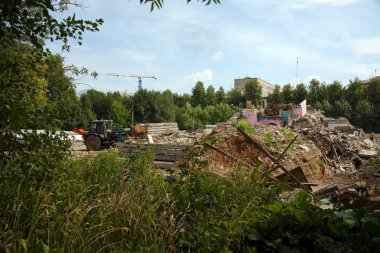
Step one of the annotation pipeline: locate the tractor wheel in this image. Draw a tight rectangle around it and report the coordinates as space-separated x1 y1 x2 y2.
86 135 102 151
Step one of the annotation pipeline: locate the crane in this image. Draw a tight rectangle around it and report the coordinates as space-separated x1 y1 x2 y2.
98 73 157 90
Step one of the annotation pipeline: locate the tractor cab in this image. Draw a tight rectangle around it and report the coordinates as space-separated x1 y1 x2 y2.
89 120 114 140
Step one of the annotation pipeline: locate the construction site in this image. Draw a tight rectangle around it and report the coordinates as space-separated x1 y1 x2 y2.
3 1 380 251
71 103 380 209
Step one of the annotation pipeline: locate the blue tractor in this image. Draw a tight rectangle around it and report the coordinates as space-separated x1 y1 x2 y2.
84 120 126 151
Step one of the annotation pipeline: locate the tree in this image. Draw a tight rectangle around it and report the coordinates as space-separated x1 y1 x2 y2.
173 93 192 108
345 78 365 108
244 80 262 107
352 99 374 129
308 79 322 105
0 41 49 130
321 100 332 114
206 85 217 106
205 103 235 124
141 0 221 11
0 1 103 52
82 90 112 120
216 86 226 104
192 81 206 107
331 99 352 118
156 89 176 122
365 77 380 132
281 84 294 103
293 83 308 104
44 55 83 129
79 94 96 128
326 80 344 103
109 100 130 129
267 84 282 104
226 89 244 107
133 89 175 123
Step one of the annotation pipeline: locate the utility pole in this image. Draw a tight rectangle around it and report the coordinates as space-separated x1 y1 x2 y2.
296 57 299 86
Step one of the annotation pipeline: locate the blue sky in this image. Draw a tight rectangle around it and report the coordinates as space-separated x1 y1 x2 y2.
50 0 380 94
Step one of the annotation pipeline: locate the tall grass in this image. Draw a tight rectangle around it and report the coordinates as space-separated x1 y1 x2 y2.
2 147 378 252
1 149 277 252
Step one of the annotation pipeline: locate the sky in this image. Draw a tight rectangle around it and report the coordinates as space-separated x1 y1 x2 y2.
50 0 380 94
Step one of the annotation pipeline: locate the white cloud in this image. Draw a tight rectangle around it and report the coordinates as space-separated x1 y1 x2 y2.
184 69 213 81
211 51 224 61
349 37 380 55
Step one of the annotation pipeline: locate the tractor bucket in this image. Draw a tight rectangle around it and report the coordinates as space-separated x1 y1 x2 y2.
73 128 87 135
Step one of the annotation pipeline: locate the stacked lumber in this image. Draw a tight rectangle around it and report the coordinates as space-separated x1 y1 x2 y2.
140 123 179 135
118 143 190 169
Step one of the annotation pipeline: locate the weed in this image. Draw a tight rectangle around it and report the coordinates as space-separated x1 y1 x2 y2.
233 119 254 134
201 133 223 145
265 133 281 149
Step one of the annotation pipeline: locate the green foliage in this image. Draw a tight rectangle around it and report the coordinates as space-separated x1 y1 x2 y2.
44 55 83 129
2 149 379 252
281 83 294 103
321 99 333 114
308 78 322 104
267 84 282 104
109 100 130 129
168 167 274 252
133 89 176 123
173 92 192 107
201 133 224 145
249 191 380 252
293 83 308 104
178 103 235 130
141 0 221 11
192 81 207 107
206 85 217 106
244 80 262 106
327 80 345 103
0 0 103 52
332 99 352 118
226 88 245 106
233 119 253 134
265 133 281 149
216 86 226 104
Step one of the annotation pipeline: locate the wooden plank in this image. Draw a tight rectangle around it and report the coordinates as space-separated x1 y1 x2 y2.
152 161 175 169
237 127 315 197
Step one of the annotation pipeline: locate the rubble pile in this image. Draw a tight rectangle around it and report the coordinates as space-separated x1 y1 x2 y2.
126 130 204 145
291 111 378 175
201 123 324 185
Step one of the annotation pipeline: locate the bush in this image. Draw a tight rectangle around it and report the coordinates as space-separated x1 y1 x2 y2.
233 119 253 134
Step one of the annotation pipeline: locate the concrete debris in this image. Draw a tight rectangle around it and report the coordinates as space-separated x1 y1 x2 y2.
126 130 204 146
358 150 378 158
291 111 378 176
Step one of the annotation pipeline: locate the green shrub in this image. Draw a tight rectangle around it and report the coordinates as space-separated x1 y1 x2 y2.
233 119 253 134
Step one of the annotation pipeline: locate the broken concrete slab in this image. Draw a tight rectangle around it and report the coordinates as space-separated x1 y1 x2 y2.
358 149 378 158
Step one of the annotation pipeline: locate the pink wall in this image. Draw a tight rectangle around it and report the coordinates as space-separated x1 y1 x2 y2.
292 100 307 118
259 118 282 125
244 110 257 125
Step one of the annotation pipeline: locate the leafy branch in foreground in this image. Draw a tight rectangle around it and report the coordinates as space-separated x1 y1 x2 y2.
0 0 104 52
140 0 221 11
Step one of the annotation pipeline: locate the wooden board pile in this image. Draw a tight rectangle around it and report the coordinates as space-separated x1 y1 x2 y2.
140 123 179 136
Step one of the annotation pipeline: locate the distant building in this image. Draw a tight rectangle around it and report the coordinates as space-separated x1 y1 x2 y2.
234 77 275 108
234 77 275 98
